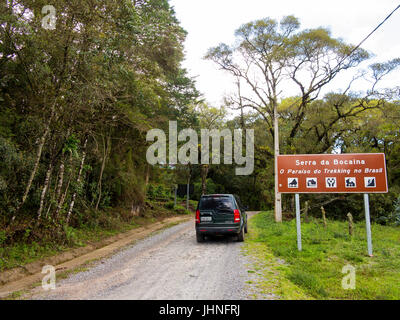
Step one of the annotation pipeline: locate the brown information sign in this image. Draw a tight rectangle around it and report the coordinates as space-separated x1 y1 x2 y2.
278 153 388 194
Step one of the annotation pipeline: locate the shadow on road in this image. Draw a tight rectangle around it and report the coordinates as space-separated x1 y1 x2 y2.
198 235 240 244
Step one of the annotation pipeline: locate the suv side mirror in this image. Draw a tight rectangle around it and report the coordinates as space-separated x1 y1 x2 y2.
244 205 249 211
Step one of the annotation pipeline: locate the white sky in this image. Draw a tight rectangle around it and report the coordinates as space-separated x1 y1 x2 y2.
170 0 400 107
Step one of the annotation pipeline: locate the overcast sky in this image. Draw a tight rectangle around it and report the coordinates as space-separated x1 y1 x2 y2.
169 0 400 107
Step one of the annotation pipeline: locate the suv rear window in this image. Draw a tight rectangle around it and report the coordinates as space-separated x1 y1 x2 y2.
199 196 234 210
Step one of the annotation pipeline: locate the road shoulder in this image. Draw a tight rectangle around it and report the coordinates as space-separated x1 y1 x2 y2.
0 215 191 299
243 212 312 300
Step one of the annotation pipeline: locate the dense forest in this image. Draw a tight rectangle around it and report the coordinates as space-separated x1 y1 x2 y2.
1 0 399 250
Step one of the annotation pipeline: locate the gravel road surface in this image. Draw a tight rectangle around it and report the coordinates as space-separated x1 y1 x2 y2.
31 212 261 300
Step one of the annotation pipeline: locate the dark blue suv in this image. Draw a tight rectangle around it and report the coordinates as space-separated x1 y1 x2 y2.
195 194 248 242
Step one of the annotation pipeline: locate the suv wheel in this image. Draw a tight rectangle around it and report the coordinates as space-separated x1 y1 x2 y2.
237 227 245 242
196 232 205 243
244 223 248 233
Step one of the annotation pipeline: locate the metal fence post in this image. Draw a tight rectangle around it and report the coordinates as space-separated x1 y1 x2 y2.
174 185 177 207
295 193 302 251
186 183 189 211
364 193 373 257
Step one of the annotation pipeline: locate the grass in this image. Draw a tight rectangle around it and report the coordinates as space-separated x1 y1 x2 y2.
246 211 400 300
0 242 63 271
243 222 312 300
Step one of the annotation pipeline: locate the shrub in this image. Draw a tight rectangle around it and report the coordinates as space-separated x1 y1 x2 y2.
189 200 198 208
391 195 400 226
63 226 79 246
0 230 6 246
165 201 175 209
146 184 172 200
174 205 190 215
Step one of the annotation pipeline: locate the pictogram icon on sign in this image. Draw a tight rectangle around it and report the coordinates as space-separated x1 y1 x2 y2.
345 177 356 188
306 178 318 188
288 178 299 188
365 177 376 188
326 177 337 188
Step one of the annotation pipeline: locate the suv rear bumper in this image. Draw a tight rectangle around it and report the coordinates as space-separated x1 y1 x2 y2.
196 225 241 235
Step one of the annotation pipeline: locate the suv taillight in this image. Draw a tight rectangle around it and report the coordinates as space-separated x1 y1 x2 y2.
196 210 200 224
234 209 240 223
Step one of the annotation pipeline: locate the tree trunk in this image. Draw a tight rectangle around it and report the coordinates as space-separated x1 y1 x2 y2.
95 135 110 211
304 200 309 223
131 204 141 217
145 164 150 186
54 153 72 220
45 203 52 219
55 173 72 220
37 162 53 222
55 159 65 204
347 212 354 236
201 164 209 195
274 103 282 222
46 166 59 218
187 167 191 211
321 206 327 228
143 163 150 205
12 105 56 221
66 137 88 225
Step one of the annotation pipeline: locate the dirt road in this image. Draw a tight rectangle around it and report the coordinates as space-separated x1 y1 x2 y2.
29 212 260 300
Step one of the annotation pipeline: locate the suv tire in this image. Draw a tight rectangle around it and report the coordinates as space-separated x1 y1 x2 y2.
196 232 205 243
237 227 245 242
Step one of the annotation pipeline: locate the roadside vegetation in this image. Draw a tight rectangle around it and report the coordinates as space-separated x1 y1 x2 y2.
247 211 400 300
0 200 193 272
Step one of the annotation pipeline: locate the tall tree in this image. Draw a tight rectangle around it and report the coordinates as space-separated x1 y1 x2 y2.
206 16 369 222
0 0 200 230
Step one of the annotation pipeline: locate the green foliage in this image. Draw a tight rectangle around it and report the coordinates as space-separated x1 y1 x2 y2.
0 137 27 215
164 201 191 214
189 200 198 208
390 196 400 226
165 201 175 209
146 183 172 200
0 0 199 237
192 179 224 199
173 205 190 215
63 226 81 246
88 182 112 209
0 230 6 246
62 134 80 157
288 270 328 298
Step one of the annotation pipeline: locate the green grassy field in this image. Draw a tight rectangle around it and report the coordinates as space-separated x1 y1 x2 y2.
246 211 400 300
